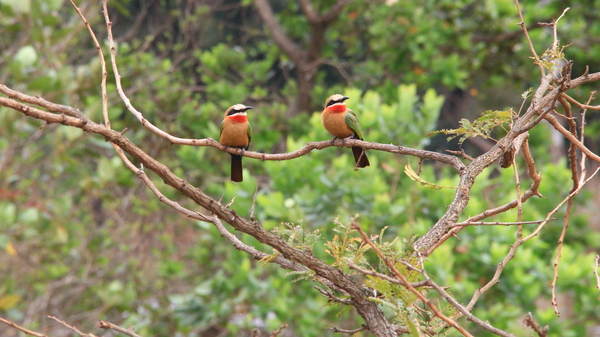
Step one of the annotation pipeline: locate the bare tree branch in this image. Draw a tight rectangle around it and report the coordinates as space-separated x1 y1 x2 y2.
0 316 50 337
98 319 143 337
353 224 475 337
523 313 548 337
49 316 97 336
451 219 557 227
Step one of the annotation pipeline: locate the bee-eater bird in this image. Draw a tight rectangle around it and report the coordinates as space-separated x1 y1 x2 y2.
321 94 370 168
220 104 253 182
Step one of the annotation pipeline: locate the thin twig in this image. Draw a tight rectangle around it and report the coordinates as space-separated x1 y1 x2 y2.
513 0 544 75
551 8 570 52
451 219 556 227
352 225 475 337
594 255 600 299
347 261 429 288
523 313 548 337
0 316 50 337
269 323 288 337
68 0 109 127
331 324 369 335
562 92 600 110
550 89 581 317
49 316 97 336
413 256 516 337
98 319 143 337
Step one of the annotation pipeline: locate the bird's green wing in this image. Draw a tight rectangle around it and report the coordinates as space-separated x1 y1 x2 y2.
247 122 252 147
345 109 364 139
219 120 224 137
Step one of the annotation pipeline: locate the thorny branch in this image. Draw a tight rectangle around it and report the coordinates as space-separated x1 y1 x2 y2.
523 313 548 337
353 224 475 337
0 316 50 337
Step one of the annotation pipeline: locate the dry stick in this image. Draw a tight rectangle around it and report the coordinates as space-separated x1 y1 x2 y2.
49 316 97 336
514 0 544 75
410 257 516 337
421 66 586 255
414 73 567 255
347 261 430 288
451 219 556 227
0 316 50 337
98 320 143 337
523 166 599 242
562 91 600 110
331 324 369 335
594 255 600 299
523 313 548 337
67 0 109 128
550 8 570 55
550 94 585 316
0 84 89 121
423 133 534 255
269 323 289 337
465 165 600 313
512 141 524 239
352 225 475 337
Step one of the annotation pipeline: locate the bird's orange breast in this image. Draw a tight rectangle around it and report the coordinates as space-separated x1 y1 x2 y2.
322 110 354 138
220 119 249 147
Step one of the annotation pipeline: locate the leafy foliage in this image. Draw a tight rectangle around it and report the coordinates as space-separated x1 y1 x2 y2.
427 109 513 145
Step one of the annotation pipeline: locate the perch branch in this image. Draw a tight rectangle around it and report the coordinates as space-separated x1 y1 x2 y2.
0 316 50 337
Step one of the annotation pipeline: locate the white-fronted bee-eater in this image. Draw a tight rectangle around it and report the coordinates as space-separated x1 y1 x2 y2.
219 104 253 182
321 94 370 169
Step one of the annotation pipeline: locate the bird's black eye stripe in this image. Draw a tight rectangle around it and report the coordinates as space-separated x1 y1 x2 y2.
227 110 240 116
326 96 348 107
326 99 343 107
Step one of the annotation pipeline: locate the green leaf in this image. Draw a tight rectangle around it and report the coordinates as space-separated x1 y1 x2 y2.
404 163 458 190
14 45 37 67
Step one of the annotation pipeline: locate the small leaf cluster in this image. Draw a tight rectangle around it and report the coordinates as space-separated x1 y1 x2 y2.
427 109 513 145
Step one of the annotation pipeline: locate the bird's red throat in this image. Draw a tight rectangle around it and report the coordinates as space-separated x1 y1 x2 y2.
327 103 346 113
228 115 248 123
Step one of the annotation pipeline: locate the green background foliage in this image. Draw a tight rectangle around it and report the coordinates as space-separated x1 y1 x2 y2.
1 0 599 336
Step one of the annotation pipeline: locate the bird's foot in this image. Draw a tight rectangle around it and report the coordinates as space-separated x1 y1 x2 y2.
330 137 338 146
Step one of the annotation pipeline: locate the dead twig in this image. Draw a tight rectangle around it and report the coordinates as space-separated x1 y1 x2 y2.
0 316 50 337
451 219 557 227
98 319 143 337
352 224 476 337
49 316 97 336
523 313 548 337
269 323 288 337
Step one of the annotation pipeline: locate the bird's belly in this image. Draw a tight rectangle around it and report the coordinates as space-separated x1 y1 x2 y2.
322 112 353 138
220 123 249 147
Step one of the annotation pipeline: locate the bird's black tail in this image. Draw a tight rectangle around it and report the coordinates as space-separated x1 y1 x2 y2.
230 154 243 182
352 147 370 169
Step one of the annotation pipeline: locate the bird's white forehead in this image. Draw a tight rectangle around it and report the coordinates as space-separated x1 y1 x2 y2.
231 103 247 111
329 94 345 101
